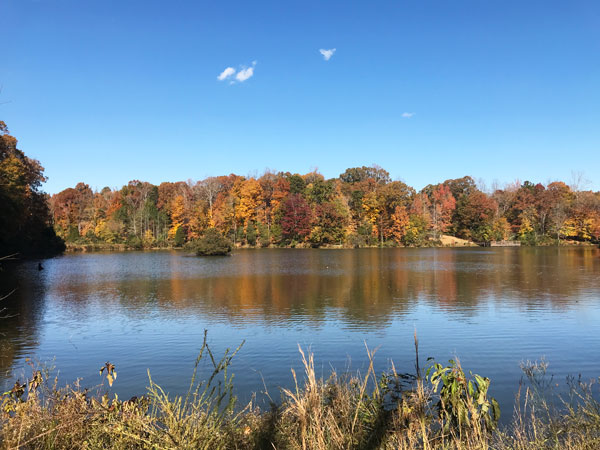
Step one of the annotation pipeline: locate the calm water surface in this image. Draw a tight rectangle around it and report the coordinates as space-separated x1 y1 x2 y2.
1 248 599 415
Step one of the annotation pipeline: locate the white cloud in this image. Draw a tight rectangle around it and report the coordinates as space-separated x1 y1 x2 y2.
319 48 336 61
401 112 415 118
219 61 256 83
236 65 254 82
217 67 235 81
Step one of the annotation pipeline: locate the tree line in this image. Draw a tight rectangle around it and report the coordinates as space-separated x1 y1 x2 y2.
1 121 598 253
49 166 600 249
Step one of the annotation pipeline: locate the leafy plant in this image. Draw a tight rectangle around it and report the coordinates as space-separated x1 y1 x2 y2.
426 358 500 435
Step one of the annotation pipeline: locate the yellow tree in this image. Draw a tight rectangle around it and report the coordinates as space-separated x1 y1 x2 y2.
143 229 156 246
389 205 410 244
212 176 243 242
168 195 186 241
187 199 211 240
560 218 578 239
238 178 263 228
94 219 117 243
492 217 511 241
519 215 534 239
362 191 381 239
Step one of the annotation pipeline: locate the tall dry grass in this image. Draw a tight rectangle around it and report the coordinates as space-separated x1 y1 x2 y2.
1 333 599 449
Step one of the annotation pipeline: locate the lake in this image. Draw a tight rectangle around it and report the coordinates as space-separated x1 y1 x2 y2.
1 247 599 416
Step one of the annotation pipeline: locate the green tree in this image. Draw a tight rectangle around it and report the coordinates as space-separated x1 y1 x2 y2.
174 226 186 247
307 179 335 204
309 201 347 245
287 174 306 195
246 221 257 246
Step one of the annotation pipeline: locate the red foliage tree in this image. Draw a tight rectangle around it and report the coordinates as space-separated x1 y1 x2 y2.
280 194 312 242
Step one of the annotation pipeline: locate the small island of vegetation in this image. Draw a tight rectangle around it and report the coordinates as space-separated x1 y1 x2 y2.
187 227 233 256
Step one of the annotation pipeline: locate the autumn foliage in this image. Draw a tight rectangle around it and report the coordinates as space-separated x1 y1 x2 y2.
47 166 600 249
1 122 599 252
0 122 64 256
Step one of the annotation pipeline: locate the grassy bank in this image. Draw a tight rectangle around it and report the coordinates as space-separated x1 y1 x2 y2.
2 334 599 449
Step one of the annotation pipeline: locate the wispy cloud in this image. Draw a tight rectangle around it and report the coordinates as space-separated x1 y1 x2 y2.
218 61 256 83
319 48 336 61
236 64 255 82
217 67 235 81
401 112 415 118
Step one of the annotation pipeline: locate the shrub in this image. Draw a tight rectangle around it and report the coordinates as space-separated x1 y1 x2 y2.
126 234 143 249
192 228 232 256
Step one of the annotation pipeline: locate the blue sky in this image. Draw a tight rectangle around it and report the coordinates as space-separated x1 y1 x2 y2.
1 0 599 194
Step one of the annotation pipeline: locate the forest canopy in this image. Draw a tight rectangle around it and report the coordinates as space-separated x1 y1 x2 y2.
0 122 64 256
2 119 598 252
49 166 600 249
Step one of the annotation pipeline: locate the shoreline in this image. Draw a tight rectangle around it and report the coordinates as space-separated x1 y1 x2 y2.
63 240 596 253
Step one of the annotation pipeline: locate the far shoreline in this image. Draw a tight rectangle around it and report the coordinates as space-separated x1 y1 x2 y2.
62 239 596 253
